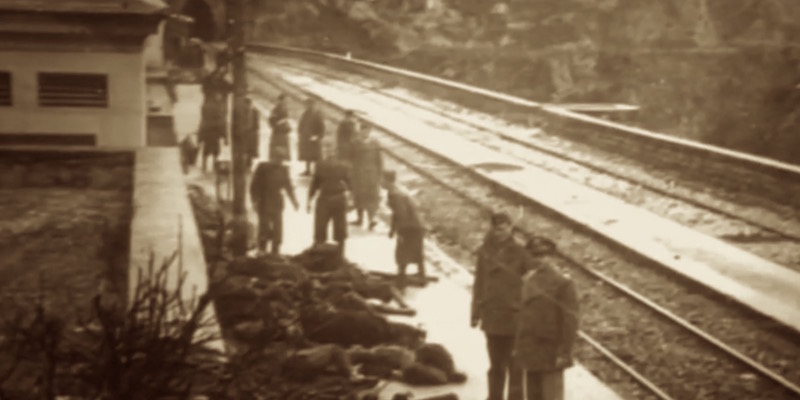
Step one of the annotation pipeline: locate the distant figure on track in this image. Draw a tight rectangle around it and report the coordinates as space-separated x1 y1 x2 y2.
308 138 353 259
350 121 383 230
298 98 326 176
336 110 359 165
268 93 292 161
514 236 578 400
471 211 532 400
250 147 298 255
384 170 426 288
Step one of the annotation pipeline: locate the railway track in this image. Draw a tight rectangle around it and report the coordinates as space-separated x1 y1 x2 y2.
246 60 800 400
257 54 800 272
249 44 800 218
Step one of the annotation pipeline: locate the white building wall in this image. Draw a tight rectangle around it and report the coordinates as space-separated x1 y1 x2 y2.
0 50 147 147
143 21 166 69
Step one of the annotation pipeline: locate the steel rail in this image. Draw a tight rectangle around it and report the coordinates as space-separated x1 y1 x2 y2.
259 56 800 243
248 65 800 399
246 69 673 400
246 42 800 179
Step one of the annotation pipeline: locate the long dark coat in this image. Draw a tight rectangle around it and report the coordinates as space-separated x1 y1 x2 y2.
336 118 358 163
471 234 531 335
387 187 424 265
513 259 579 372
268 102 291 160
198 95 228 156
350 138 383 213
298 108 325 162
244 104 261 159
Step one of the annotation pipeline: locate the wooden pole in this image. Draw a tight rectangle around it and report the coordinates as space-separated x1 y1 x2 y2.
229 0 248 256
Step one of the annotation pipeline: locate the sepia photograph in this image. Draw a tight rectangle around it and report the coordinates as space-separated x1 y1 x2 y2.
1 0 799 399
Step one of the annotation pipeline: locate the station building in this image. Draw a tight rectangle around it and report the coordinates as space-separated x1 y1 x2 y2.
0 0 169 147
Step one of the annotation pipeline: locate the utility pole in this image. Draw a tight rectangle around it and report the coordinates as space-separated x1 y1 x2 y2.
229 0 248 256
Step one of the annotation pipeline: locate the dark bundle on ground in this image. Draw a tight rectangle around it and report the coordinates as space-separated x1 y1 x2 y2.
401 363 449 385
291 243 345 272
228 255 309 283
202 235 465 393
414 343 467 383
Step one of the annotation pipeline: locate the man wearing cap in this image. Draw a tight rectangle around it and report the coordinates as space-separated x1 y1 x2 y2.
384 170 426 287
250 147 298 255
335 110 358 164
268 93 292 161
308 137 353 258
298 98 326 176
513 237 578 400
471 212 532 400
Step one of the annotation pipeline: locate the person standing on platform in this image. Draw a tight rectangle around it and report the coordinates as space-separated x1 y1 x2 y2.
268 93 292 161
350 122 383 230
298 98 326 176
513 237 579 400
471 212 531 400
308 138 353 258
335 110 358 164
250 147 298 255
244 97 261 169
384 171 426 287
198 91 228 172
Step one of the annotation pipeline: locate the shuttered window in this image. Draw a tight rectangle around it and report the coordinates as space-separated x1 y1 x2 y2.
0 72 10 106
38 73 108 108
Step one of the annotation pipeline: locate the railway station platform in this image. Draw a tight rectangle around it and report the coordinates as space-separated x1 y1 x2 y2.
173 84 624 400
270 70 800 335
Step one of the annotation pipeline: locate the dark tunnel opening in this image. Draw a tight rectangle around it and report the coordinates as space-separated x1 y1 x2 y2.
183 0 217 41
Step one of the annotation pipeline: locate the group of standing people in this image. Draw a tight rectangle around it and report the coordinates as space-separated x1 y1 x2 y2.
472 212 579 400
198 82 578 400
192 69 262 173
250 94 425 284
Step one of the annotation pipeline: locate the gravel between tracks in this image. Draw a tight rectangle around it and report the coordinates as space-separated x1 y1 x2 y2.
258 55 800 272
250 67 800 400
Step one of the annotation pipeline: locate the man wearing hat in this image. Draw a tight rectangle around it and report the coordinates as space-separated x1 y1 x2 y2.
471 211 532 400
513 237 578 400
250 147 298 255
268 93 292 161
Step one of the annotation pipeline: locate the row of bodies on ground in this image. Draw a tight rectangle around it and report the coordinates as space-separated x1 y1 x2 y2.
186 67 580 400
191 182 465 400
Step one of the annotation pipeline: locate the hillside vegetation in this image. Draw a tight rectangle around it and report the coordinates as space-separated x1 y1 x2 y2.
248 0 800 164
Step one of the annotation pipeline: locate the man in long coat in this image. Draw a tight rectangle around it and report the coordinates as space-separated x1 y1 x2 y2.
244 97 261 169
349 122 383 230
513 237 578 400
250 147 298 255
308 138 353 258
268 94 292 161
198 91 228 172
335 110 358 164
298 98 326 176
384 171 426 286
471 212 531 400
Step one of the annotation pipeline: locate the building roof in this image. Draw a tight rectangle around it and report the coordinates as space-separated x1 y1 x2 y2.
0 0 168 14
